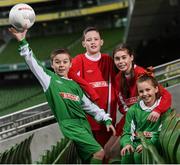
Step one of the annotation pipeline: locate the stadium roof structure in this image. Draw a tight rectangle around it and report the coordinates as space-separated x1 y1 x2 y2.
125 0 180 48
0 1 128 26
0 0 52 7
124 0 180 66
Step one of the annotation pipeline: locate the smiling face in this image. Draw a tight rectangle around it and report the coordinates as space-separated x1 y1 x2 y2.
137 80 159 107
82 30 103 55
113 49 134 74
51 53 71 78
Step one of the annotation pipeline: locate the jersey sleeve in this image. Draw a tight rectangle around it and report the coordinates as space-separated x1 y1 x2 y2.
152 85 172 114
81 94 112 123
120 107 135 147
68 70 100 102
68 55 100 102
117 94 129 114
19 39 51 92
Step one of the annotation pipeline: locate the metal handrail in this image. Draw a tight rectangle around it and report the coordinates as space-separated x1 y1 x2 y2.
0 102 48 120
155 67 179 77
0 102 53 140
154 59 180 77
0 115 55 138
154 58 180 70
158 74 180 84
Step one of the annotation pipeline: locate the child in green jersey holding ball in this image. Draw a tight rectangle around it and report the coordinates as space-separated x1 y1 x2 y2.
9 27 116 164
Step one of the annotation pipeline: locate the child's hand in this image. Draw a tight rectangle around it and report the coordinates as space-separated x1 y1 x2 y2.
143 131 152 138
147 111 160 122
120 144 134 156
106 124 116 136
8 27 27 41
136 144 143 153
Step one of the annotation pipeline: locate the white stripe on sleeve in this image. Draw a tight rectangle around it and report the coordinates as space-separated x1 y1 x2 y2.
81 94 112 122
19 44 51 92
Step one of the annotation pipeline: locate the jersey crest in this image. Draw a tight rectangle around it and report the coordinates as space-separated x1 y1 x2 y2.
56 80 63 84
60 92 80 101
89 81 108 88
86 69 94 73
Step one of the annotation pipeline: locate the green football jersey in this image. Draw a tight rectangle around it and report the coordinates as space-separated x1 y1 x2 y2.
45 72 87 122
121 100 171 147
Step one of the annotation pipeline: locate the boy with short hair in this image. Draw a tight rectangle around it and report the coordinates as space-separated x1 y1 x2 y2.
69 27 117 147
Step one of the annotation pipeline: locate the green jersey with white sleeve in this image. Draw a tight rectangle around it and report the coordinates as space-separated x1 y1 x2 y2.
121 99 171 148
18 39 112 160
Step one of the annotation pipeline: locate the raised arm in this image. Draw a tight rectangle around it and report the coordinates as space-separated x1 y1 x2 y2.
9 27 51 92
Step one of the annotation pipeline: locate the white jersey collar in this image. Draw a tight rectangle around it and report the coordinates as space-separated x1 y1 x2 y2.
57 75 72 81
139 97 161 112
85 52 101 61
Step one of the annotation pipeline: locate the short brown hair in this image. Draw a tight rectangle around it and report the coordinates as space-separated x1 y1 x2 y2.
50 48 72 63
82 26 101 41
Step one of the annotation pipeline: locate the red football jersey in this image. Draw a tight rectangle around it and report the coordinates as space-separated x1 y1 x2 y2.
69 53 117 131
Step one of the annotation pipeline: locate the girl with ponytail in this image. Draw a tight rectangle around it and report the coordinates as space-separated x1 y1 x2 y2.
104 43 172 162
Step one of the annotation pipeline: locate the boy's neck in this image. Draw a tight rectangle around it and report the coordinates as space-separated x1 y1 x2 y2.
85 52 101 61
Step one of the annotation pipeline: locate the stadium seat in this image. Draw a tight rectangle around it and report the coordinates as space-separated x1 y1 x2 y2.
36 138 81 164
161 113 178 162
139 110 180 164
0 134 33 164
167 114 180 163
138 132 165 164
159 110 176 159
176 143 180 164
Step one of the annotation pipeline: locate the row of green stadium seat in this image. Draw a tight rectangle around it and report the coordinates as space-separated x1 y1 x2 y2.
0 135 81 164
0 134 33 164
0 28 124 64
36 138 81 164
0 84 46 117
0 32 81 64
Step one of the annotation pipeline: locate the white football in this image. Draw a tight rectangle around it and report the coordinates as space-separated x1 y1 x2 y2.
9 3 35 31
